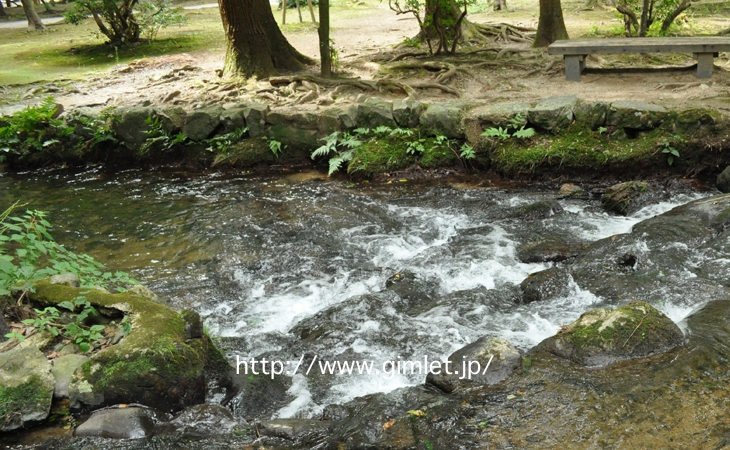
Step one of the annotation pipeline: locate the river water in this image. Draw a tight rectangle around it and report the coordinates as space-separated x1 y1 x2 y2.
0 168 708 422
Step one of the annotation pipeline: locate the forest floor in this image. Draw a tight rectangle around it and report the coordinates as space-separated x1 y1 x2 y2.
2 0 730 113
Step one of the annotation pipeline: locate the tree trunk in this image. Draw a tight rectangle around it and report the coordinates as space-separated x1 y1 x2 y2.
661 0 691 33
0 2 6 17
639 0 649 36
534 0 568 47
319 0 331 76
494 0 506 10
218 0 313 78
417 0 475 54
20 0 45 31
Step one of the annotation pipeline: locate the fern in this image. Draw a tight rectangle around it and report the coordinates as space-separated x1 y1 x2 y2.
513 127 535 139
373 126 392 136
328 149 355 175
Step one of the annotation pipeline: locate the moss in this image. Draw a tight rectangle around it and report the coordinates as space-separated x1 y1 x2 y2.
419 143 458 169
564 302 673 351
213 138 277 167
0 375 49 421
489 124 670 174
348 137 413 175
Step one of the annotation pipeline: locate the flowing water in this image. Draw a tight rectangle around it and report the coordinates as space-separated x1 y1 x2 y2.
0 168 709 423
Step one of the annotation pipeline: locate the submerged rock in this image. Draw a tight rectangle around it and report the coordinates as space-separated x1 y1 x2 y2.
509 199 564 220
257 418 331 440
717 166 730 193
74 405 169 439
601 181 663 215
519 267 573 303
538 301 684 367
426 337 521 393
517 237 585 263
0 346 55 431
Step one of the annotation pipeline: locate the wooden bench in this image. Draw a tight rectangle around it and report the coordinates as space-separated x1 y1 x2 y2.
547 37 730 82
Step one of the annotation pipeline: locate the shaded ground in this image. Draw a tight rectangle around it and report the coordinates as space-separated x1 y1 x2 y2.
2 0 730 114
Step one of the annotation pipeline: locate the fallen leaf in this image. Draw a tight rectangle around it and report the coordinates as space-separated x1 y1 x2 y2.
382 419 395 430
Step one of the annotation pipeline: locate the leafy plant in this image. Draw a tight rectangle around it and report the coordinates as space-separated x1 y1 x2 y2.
265 137 285 158
658 135 681 165
139 116 188 155
0 97 73 162
65 0 187 45
482 115 535 141
459 143 475 160
205 127 248 153
311 131 362 175
0 201 138 298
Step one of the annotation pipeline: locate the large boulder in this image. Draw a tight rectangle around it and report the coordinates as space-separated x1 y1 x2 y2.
527 96 579 133
0 346 55 431
426 337 521 393
538 301 684 367
29 281 231 413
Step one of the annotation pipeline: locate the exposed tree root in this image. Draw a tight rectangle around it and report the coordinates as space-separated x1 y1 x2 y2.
268 74 461 98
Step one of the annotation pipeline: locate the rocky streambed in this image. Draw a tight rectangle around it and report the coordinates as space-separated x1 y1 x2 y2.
1 169 729 449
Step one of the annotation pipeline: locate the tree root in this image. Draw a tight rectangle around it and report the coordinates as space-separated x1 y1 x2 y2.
268 73 461 98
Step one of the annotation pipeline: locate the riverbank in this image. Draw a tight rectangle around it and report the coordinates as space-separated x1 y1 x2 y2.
1 95 729 187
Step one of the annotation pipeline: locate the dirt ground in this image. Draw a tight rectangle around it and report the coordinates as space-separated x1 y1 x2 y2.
6 1 730 115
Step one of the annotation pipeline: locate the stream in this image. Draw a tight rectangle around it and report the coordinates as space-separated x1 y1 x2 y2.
0 167 722 448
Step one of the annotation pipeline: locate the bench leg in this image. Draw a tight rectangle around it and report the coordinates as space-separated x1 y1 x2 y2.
564 55 585 82
696 53 714 79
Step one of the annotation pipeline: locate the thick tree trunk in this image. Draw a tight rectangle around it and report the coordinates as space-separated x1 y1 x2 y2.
21 0 45 30
494 0 506 10
318 0 331 76
534 0 568 47
218 0 313 78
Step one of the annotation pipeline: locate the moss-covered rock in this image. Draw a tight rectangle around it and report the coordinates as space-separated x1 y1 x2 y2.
718 166 730 194
28 281 230 413
0 346 55 431
538 301 684 367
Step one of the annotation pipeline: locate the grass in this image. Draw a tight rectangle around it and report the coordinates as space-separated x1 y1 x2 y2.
0 2 225 86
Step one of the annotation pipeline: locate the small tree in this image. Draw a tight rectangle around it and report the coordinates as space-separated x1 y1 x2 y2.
616 0 692 36
65 0 186 45
388 0 473 54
